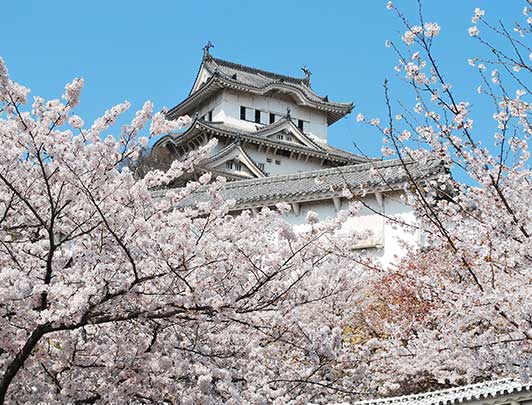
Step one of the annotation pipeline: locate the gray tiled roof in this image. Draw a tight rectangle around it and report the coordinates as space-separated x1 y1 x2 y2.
206 120 368 162
153 119 368 165
206 57 350 109
175 157 445 209
167 55 353 125
354 379 532 405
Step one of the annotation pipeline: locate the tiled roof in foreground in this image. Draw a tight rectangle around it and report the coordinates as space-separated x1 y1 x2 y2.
355 379 532 405
176 157 445 209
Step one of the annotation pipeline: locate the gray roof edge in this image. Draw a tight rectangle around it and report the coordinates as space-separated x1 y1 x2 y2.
218 157 444 191
209 56 305 85
354 379 532 405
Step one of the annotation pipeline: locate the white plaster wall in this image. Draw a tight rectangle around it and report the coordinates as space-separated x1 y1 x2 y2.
244 146 326 176
206 138 331 176
195 92 224 121
216 90 329 142
278 192 419 267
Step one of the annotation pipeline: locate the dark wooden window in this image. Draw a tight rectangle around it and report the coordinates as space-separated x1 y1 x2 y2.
240 106 246 120
269 113 275 124
298 119 304 131
277 149 291 157
266 157 272 163
275 160 281 165
255 109 261 123
225 160 241 171
207 111 213 121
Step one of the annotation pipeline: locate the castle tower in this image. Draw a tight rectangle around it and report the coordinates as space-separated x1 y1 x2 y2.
151 44 365 180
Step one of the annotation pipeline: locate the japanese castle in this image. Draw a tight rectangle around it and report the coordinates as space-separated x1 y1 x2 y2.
145 45 532 404
150 44 444 264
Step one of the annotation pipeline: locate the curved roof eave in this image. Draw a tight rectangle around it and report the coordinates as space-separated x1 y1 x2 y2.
150 118 368 165
166 75 353 124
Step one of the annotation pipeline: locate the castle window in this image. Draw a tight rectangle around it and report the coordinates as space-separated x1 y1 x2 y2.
207 110 213 121
266 157 272 163
277 134 284 140
298 119 304 131
269 113 275 124
258 162 265 170
286 135 292 142
275 160 281 165
226 160 241 171
240 106 246 120
255 109 261 124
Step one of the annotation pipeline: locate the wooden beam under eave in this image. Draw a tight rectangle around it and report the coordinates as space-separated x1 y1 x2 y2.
375 191 384 210
292 202 301 216
332 196 342 212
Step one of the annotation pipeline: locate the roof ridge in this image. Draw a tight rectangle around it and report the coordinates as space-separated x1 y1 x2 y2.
210 57 305 85
220 157 436 191
198 121 366 162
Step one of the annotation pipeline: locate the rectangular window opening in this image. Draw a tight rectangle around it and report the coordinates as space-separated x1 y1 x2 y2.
240 106 246 120
255 109 261 124
269 113 275 124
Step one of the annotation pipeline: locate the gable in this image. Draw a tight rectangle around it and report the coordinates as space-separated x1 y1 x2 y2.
201 142 265 179
189 63 214 95
258 119 323 151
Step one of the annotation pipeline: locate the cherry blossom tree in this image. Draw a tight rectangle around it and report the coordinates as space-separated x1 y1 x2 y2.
354 0 532 396
0 58 376 404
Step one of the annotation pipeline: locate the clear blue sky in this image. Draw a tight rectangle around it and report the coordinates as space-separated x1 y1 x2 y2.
0 1 519 159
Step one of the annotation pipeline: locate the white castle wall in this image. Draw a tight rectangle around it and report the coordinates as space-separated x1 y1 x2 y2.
280 191 420 267
244 147 327 176
209 90 329 142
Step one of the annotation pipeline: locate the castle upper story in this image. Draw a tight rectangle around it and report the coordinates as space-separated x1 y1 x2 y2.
165 43 353 144
149 44 364 181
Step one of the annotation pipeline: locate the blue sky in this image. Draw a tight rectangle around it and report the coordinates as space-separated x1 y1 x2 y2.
0 1 520 160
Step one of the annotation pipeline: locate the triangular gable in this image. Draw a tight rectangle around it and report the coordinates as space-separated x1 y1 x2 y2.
201 142 266 179
256 118 323 151
189 60 216 95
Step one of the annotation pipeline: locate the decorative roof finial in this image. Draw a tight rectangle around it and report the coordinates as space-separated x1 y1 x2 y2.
301 66 312 87
203 41 215 58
